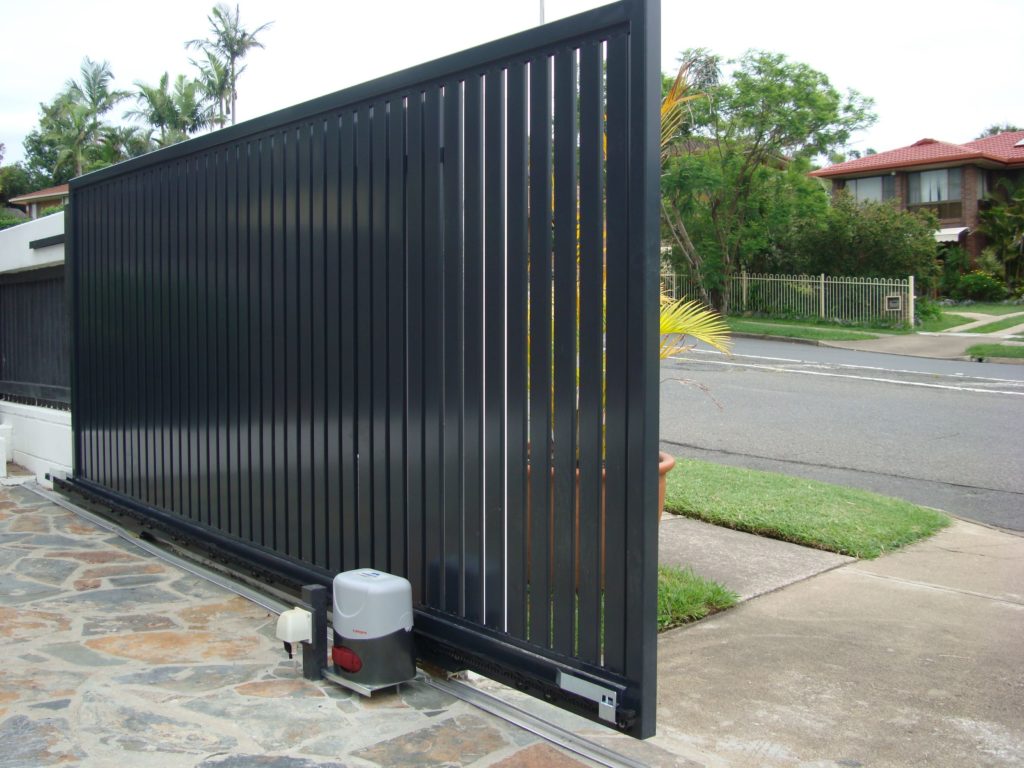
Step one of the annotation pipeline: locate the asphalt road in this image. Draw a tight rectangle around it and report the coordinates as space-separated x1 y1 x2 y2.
659 338 1024 531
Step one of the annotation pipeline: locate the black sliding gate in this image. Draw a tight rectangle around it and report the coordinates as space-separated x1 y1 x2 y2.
68 0 661 737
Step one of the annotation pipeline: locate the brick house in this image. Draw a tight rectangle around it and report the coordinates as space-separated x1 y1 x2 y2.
7 184 70 220
810 131 1024 260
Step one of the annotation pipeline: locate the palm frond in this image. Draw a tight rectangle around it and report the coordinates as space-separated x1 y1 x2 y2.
659 294 731 358
660 61 702 161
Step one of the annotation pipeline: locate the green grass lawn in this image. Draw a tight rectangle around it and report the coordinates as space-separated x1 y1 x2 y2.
664 459 950 559
918 313 971 332
944 302 1024 315
964 315 1024 334
966 343 1024 359
726 317 882 342
658 566 737 631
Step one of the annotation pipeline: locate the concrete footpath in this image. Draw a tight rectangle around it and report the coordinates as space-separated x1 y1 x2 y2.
823 331 1023 361
654 518 1024 767
3 483 1023 767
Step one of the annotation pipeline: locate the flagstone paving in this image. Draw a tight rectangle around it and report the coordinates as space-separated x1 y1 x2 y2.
0 485 607 768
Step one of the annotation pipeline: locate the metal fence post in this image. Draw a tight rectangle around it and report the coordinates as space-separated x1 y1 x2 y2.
819 273 826 319
741 270 748 311
908 275 915 326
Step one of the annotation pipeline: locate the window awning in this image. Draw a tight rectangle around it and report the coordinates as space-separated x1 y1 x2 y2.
934 227 968 242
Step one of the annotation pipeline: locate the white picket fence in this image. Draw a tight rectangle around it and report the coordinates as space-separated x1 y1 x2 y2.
661 271 915 326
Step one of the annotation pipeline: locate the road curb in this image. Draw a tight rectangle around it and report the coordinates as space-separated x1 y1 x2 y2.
730 332 823 346
968 355 1024 366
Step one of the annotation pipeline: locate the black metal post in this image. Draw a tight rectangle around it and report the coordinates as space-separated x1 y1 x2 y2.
302 584 328 681
624 0 661 740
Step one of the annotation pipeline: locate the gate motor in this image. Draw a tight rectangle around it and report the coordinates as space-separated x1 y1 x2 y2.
330 569 415 692
276 570 416 696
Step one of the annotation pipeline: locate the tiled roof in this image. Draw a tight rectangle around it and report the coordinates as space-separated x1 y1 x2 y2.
962 131 1024 162
810 132 1024 177
7 184 70 204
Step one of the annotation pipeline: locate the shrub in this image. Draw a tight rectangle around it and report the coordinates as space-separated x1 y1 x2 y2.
39 205 65 217
938 244 969 297
0 212 25 231
914 296 943 323
951 270 1008 302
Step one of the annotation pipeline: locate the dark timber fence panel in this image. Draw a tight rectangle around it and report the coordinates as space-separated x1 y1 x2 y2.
0 265 70 405
68 0 660 737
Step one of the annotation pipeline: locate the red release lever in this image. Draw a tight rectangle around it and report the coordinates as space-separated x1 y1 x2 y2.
332 645 362 673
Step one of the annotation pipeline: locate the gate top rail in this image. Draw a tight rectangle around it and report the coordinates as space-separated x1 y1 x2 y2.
70 1 630 192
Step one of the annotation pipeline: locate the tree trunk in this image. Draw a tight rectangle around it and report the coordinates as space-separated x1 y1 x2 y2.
660 200 714 308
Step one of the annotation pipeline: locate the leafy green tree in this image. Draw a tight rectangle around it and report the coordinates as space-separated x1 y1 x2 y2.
976 124 1022 139
977 177 1024 289
788 192 939 283
186 3 272 125
22 117 72 187
661 50 875 310
0 144 30 225
0 163 34 204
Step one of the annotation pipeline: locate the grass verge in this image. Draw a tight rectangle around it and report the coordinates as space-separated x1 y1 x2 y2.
918 313 971 332
727 318 881 342
964 315 1024 334
966 343 1024 359
664 458 950 559
942 302 1024 315
658 565 738 631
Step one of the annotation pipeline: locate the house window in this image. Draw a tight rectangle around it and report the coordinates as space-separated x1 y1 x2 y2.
907 167 962 219
845 175 895 203
908 168 961 204
977 168 988 200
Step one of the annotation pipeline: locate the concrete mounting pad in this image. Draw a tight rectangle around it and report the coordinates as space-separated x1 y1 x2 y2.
654 520 1024 767
659 515 853 601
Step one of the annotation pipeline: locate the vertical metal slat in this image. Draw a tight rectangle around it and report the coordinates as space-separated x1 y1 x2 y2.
577 39 604 665
483 64 507 631
463 72 484 624
551 46 578 656
442 78 464 616
603 33 629 674
528 52 553 647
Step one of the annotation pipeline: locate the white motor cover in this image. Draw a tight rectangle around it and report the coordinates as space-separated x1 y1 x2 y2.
333 569 413 640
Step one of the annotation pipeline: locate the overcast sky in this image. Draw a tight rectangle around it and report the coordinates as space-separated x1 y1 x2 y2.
2 0 1022 169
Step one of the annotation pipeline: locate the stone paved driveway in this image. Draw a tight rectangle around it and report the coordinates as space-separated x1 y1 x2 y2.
0 485 595 768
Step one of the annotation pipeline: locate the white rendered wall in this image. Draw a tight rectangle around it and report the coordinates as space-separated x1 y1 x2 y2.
0 401 72 485
0 212 65 272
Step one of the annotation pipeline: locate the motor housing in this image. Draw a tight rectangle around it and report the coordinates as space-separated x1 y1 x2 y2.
331 569 415 687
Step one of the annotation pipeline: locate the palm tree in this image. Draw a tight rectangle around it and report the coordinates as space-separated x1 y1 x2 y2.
37 57 130 179
127 73 212 147
186 3 272 125
93 125 154 168
192 50 231 127
42 94 94 178
65 58 129 129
